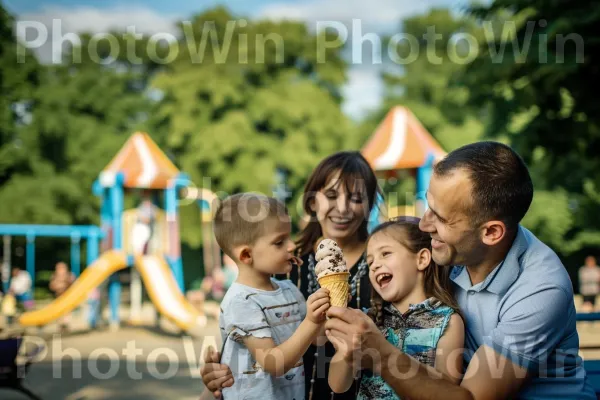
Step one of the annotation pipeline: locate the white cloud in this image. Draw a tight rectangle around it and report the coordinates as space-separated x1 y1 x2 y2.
16 5 181 63
257 0 467 32
20 5 180 36
257 0 469 119
342 66 385 120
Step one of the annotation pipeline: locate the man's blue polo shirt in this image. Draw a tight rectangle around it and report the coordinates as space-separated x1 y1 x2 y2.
451 226 595 399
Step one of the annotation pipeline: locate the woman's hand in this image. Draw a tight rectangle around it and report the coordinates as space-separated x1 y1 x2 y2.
199 346 233 398
306 288 330 324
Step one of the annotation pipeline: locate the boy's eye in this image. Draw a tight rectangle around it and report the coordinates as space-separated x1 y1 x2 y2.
382 251 391 257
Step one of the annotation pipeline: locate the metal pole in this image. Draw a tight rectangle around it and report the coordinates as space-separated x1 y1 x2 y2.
25 233 35 300
2 235 11 293
70 232 81 277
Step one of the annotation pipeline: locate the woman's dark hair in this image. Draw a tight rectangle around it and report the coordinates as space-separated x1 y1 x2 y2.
296 151 382 255
366 216 461 327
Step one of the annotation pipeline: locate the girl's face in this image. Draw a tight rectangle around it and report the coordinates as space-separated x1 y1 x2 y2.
311 171 368 244
366 231 429 304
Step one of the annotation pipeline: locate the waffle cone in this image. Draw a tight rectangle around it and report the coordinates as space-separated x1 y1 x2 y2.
318 272 350 307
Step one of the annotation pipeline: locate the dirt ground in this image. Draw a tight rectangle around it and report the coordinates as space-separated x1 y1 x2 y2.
1 297 599 400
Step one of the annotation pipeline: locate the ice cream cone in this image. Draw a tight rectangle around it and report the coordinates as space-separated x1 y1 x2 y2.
318 272 350 307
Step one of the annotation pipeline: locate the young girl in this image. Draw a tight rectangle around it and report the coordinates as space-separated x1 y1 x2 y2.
329 216 464 399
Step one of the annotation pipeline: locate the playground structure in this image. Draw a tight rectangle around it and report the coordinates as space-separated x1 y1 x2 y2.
361 106 447 226
0 132 221 333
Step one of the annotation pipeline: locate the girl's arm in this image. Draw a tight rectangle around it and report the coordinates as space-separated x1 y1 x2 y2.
434 313 465 384
328 352 356 393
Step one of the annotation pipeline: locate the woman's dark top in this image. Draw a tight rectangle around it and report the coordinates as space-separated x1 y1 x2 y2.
276 252 371 400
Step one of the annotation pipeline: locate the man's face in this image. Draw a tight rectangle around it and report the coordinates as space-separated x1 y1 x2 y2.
419 170 484 267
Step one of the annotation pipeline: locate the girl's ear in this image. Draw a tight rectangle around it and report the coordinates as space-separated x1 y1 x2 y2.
416 248 431 271
235 246 253 266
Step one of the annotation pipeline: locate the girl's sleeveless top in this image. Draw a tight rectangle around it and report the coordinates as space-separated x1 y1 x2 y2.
358 298 455 400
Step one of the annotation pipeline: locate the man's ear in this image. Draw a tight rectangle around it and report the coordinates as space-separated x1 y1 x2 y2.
416 248 431 271
234 245 253 265
481 220 506 246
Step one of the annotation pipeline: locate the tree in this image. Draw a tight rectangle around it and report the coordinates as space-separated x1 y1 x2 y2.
150 8 358 246
0 5 40 196
358 9 488 207
0 20 155 226
466 0 600 256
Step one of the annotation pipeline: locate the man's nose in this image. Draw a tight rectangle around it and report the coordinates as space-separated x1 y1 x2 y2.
419 209 434 232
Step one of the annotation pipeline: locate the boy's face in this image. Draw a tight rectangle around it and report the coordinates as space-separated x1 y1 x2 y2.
250 217 296 275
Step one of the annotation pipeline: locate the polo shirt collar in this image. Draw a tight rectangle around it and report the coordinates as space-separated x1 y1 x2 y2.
450 225 528 295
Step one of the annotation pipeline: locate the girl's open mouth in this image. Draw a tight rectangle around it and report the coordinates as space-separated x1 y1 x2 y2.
375 273 393 289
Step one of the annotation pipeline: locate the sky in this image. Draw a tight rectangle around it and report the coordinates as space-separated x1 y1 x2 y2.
3 0 474 119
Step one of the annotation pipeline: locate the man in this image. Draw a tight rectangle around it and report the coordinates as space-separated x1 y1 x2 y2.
325 142 595 399
579 256 600 313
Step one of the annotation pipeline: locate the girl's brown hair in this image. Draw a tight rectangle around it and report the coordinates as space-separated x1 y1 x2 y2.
296 151 382 255
366 216 461 327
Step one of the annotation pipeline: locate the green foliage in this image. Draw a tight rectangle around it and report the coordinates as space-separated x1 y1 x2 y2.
150 8 357 245
466 0 600 258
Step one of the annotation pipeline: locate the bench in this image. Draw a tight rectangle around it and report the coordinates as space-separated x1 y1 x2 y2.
0 336 43 400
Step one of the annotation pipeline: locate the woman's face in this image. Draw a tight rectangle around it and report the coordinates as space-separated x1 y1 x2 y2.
311 171 369 243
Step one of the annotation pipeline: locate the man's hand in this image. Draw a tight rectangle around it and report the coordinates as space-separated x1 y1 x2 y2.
325 306 389 370
199 346 233 399
306 288 330 324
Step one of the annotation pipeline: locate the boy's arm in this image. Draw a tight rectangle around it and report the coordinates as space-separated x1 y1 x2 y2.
328 352 356 393
244 288 330 377
244 317 322 377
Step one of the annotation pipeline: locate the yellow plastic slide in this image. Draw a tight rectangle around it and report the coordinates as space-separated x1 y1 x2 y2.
135 255 204 331
19 250 128 326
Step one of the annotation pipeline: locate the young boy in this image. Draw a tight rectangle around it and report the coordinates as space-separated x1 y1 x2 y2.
212 193 330 400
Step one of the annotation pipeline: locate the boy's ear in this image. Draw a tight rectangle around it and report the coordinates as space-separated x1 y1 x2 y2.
234 245 253 265
416 248 431 271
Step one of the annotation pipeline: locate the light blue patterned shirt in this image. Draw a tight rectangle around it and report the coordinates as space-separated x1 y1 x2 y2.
452 226 595 399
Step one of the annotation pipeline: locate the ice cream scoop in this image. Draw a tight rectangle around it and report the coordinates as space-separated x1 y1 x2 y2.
315 239 350 307
315 239 348 278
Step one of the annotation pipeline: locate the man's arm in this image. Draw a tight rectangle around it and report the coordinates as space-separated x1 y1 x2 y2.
325 307 531 400
378 341 528 400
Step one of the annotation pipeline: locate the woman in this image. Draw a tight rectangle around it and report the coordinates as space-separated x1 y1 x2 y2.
201 151 382 400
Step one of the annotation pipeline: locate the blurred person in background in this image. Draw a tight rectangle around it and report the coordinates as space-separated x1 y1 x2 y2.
579 255 600 312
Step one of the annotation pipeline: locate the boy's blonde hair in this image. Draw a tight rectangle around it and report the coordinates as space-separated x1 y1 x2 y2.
213 193 289 259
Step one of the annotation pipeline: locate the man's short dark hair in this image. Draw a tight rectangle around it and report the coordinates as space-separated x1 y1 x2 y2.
433 141 533 230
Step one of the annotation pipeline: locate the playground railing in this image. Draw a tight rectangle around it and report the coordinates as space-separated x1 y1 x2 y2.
577 312 600 398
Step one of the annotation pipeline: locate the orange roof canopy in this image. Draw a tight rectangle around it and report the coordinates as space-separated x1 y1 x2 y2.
101 132 180 189
361 106 446 171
